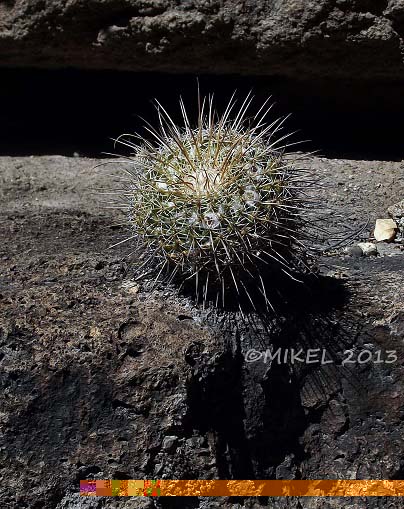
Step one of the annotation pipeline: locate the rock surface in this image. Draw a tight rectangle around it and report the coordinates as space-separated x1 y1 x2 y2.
357 242 378 256
1 0 404 80
374 218 398 241
1 154 404 508
388 198 404 221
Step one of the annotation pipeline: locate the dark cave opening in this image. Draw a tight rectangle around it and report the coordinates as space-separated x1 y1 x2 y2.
0 68 403 160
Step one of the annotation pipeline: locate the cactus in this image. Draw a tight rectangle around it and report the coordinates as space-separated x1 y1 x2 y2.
113 92 317 311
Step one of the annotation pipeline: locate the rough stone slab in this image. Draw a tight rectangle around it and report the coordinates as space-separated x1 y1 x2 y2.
1 154 404 509
1 0 404 80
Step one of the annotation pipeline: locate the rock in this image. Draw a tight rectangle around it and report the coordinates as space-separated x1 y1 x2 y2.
162 435 178 451
275 454 299 480
374 218 398 242
357 242 378 257
344 245 363 258
388 199 404 220
387 199 404 241
2 155 404 509
0 0 404 81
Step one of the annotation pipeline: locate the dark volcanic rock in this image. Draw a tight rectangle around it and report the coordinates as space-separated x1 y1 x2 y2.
1 0 404 80
1 155 404 509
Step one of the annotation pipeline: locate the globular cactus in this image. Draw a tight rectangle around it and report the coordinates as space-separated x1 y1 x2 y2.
113 92 317 311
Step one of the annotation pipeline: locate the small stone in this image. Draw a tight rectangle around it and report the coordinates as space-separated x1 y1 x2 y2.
127 284 139 295
89 326 101 338
121 281 139 294
344 245 363 258
357 242 378 257
388 199 404 220
374 218 398 242
154 463 163 475
162 435 178 451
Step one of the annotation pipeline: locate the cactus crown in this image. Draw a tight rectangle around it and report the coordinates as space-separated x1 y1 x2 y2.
115 92 316 311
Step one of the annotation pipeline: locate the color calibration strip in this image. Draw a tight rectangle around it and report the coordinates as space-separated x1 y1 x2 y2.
80 480 404 497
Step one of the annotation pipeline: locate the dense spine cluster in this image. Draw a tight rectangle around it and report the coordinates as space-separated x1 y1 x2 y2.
114 93 317 310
